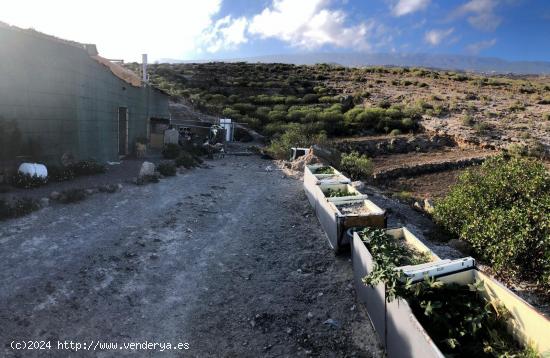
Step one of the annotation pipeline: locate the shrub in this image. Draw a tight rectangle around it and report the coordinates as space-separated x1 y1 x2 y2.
58 188 87 204
11 172 48 189
340 151 373 180
157 162 177 176
433 155 550 292
70 160 106 176
473 121 490 133
462 114 475 127
162 144 180 159
0 198 40 220
389 129 402 136
266 123 326 159
48 166 75 181
175 152 197 168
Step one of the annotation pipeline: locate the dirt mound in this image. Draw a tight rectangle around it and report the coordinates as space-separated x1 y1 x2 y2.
290 149 322 172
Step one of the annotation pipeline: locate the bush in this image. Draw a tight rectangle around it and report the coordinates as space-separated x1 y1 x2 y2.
389 129 402 136
462 114 475 127
70 160 106 176
58 188 87 204
433 155 550 292
473 121 491 133
267 123 326 159
175 152 196 168
11 172 48 189
340 151 373 180
0 197 40 220
162 144 180 159
48 166 75 181
157 161 177 176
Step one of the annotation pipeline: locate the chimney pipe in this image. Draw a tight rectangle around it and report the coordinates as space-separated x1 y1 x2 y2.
142 54 148 84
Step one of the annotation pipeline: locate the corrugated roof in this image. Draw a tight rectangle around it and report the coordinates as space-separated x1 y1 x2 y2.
91 55 142 87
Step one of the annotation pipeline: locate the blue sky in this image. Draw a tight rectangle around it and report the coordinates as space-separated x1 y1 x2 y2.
199 0 550 62
1 0 549 62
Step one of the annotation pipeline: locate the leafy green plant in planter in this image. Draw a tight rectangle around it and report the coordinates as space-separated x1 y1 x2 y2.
360 228 432 300
324 188 357 198
157 162 177 177
360 228 536 357
406 278 536 357
313 166 334 174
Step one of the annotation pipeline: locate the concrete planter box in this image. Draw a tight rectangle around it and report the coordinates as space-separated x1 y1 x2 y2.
318 183 369 204
303 164 350 206
352 229 550 357
316 198 386 253
304 165 385 252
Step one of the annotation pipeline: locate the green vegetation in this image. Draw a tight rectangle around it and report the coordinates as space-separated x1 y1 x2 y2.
70 160 106 176
313 166 334 174
324 188 357 198
434 155 550 294
57 188 87 204
131 62 425 156
175 152 197 168
162 144 180 159
11 173 48 189
408 278 536 358
340 151 373 180
157 162 177 176
360 227 432 300
0 198 40 221
266 123 326 159
48 160 106 182
360 227 536 357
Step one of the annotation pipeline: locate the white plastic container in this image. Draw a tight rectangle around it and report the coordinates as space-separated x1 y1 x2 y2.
18 163 48 178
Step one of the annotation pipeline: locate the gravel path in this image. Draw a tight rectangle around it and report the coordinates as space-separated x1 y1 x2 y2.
0 152 382 357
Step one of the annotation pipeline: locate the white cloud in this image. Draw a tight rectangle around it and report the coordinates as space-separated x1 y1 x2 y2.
248 0 376 51
392 0 431 17
0 0 222 61
452 0 502 31
200 16 249 53
466 38 496 54
424 28 454 46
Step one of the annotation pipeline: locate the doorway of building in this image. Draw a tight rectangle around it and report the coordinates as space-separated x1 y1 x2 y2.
118 107 128 156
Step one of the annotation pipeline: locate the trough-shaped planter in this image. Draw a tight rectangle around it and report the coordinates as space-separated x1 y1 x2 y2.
318 183 369 204
315 198 386 253
352 229 550 357
303 164 350 206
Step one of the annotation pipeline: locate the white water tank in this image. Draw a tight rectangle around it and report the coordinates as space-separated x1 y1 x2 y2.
18 163 48 178
219 118 233 142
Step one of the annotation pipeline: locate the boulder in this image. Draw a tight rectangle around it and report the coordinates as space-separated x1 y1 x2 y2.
139 162 155 178
49 191 61 200
40 197 50 207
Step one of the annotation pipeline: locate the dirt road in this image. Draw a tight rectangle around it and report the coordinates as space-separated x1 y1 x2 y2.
0 152 381 357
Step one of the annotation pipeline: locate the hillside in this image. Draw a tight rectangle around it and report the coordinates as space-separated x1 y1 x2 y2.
129 62 550 157
163 53 550 75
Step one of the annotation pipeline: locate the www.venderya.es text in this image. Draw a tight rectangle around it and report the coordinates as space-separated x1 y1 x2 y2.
10 340 190 352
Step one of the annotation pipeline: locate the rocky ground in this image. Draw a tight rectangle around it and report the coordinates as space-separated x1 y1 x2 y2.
0 147 383 358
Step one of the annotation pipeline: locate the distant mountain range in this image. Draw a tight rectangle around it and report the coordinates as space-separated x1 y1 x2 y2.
160 52 550 75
